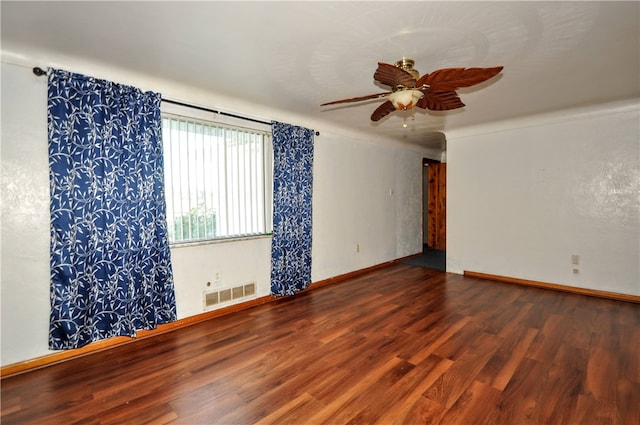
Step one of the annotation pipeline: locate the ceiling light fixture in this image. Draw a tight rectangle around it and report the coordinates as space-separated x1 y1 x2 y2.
388 89 424 111
388 59 423 127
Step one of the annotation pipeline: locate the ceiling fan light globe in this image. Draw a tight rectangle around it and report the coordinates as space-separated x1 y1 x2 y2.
389 89 423 110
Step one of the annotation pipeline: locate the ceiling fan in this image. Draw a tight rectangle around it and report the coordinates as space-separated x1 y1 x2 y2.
321 59 503 125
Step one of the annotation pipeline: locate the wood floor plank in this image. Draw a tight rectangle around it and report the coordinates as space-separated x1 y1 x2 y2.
496 302 534 338
569 394 616 425
2 264 638 425
486 356 547 425
403 395 447 425
304 356 404 424
424 331 502 408
526 313 567 362
533 343 587 424
252 392 320 425
406 316 473 365
438 380 503 425
619 323 640 384
320 359 415 424
373 354 454 425
585 333 619 404
616 378 640 425
486 327 539 391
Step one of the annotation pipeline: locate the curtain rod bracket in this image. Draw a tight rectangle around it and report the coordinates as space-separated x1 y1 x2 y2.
33 67 47 77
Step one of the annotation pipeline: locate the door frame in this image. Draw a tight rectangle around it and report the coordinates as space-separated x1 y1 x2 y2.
423 157 446 250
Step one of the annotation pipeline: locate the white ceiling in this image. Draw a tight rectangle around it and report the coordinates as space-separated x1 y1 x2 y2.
2 1 639 151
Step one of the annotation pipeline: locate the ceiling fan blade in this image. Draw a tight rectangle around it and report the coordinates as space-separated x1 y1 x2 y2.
370 100 396 121
415 73 430 88
320 91 390 106
424 66 503 91
416 89 465 111
374 62 416 88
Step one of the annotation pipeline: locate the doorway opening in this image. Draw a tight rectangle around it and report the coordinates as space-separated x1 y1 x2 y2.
408 157 446 270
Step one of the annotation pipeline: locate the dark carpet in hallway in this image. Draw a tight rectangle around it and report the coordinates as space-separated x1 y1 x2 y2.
402 246 446 271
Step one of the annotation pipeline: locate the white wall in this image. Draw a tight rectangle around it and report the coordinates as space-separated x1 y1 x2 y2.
311 135 424 280
447 101 640 296
1 60 52 365
0 55 426 366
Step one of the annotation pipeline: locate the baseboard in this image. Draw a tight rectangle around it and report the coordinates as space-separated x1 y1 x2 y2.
1 257 411 379
464 270 640 304
309 257 412 290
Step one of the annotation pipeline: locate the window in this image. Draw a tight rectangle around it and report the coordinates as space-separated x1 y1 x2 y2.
162 113 273 244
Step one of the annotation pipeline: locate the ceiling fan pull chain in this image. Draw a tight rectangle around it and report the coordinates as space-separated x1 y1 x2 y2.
402 108 417 128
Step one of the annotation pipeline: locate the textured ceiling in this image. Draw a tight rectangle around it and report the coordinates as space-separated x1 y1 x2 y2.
2 1 639 151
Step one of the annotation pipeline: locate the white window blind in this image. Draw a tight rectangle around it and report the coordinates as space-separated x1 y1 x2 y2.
162 114 273 244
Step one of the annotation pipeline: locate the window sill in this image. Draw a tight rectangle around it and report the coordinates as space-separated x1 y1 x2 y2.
169 234 272 249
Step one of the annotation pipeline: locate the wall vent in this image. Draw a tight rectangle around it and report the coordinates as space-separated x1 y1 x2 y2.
204 282 257 309
204 291 219 306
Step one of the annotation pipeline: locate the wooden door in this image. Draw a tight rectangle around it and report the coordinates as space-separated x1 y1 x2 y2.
427 163 446 250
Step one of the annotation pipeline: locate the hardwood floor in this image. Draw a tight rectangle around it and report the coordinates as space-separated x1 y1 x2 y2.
2 264 639 424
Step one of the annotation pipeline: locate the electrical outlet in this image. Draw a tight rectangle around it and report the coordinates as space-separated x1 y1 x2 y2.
356 244 360 253
215 272 221 283
571 255 580 265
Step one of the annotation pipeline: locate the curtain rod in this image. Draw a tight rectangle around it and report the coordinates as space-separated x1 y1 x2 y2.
161 98 272 127
32 67 319 136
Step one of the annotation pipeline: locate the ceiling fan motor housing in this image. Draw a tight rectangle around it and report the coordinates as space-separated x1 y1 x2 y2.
395 58 420 80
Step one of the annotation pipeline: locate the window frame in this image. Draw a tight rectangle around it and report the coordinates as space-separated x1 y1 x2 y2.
160 103 273 246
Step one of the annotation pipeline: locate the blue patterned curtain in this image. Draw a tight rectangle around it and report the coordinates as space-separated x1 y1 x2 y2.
48 68 176 350
270 122 314 296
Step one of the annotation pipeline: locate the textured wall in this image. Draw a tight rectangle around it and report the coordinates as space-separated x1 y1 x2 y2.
447 102 640 295
311 134 423 281
1 62 51 366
